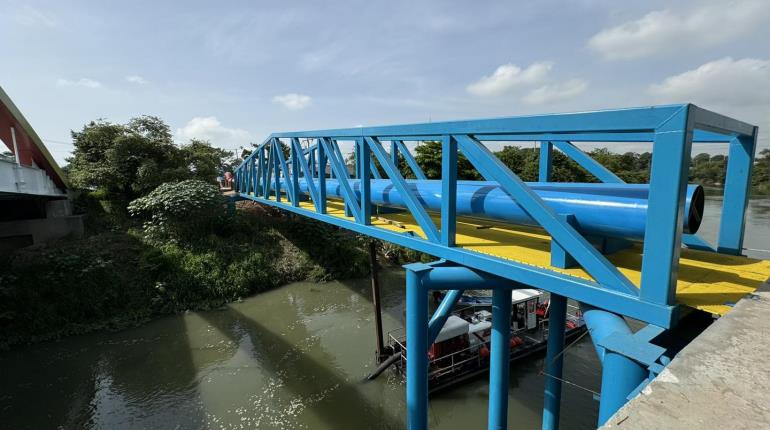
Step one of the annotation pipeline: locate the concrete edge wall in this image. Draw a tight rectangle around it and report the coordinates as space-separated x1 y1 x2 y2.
601 280 770 430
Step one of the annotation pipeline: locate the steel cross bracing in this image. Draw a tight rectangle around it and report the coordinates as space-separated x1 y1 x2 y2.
234 104 758 329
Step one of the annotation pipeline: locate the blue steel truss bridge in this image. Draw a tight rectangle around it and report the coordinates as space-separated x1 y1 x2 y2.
233 104 769 430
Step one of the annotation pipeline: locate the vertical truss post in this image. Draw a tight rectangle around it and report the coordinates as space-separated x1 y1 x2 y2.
718 131 757 254
489 287 512 430
291 140 300 207
359 137 371 225
539 141 553 182
441 135 457 247
259 145 267 196
405 265 430 430
317 139 327 214
272 140 282 203
541 294 567 430
640 106 693 305
390 140 398 170
309 144 317 179
264 143 274 199
252 153 259 195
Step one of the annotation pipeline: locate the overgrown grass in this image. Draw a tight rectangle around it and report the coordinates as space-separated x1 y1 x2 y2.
0 201 369 349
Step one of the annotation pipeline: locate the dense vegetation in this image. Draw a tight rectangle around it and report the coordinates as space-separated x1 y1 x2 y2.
0 117 368 349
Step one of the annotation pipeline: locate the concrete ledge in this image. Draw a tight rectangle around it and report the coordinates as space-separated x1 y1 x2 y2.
0 215 84 252
601 280 770 430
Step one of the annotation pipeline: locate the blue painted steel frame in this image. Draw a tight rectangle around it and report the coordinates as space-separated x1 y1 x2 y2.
233 104 758 330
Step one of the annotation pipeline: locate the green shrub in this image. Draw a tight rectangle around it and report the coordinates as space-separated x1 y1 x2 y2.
128 179 227 240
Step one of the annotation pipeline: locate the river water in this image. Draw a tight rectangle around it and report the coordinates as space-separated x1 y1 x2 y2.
1 196 769 430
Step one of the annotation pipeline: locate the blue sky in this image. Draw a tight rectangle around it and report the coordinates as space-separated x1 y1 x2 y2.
2 0 769 164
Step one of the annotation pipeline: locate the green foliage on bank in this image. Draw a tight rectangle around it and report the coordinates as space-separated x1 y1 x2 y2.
0 202 369 349
67 115 236 201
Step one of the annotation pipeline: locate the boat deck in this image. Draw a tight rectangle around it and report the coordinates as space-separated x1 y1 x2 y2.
296 199 770 316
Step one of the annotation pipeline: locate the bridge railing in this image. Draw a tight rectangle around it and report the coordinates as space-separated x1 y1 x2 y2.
234 104 758 328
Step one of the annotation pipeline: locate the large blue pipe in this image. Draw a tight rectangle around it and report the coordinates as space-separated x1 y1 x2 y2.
290 179 704 241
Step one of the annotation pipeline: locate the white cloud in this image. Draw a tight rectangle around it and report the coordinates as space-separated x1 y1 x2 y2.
522 79 588 105
589 1 770 60
126 75 148 85
467 62 552 96
649 57 770 106
14 5 57 28
648 58 769 152
176 117 252 148
56 78 102 88
272 93 312 110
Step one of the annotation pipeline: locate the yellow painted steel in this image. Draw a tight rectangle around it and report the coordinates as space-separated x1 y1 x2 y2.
297 199 770 316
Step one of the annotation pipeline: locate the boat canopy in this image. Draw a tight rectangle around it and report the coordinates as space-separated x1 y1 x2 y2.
511 289 542 305
434 315 470 343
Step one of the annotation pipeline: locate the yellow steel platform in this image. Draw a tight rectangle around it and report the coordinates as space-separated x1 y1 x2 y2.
294 199 770 316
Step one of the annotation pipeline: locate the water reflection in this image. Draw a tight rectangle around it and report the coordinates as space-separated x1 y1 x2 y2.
1 196 767 429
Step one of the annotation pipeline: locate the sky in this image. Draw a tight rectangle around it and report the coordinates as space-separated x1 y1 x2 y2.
1 0 769 165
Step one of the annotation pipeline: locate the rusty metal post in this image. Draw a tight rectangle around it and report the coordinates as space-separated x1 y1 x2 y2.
370 240 385 361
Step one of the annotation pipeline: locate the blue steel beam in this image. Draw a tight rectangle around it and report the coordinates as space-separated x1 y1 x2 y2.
269 105 752 140
291 138 321 210
552 141 624 183
539 141 552 182
271 105 688 139
319 137 361 222
272 140 282 203
377 130 735 143
640 106 693 306
317 139 327 214
273 138 297 205
441 135 457 247
717 132 757 254
359 137 371 225
427 289 464 346
394 140 428 180
366 137 440 242
455 134 638 296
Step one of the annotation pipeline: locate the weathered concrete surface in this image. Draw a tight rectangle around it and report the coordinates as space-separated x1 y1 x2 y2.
601 281 770 430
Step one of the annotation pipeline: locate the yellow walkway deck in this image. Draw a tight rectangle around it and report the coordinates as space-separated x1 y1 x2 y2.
296 200 770 316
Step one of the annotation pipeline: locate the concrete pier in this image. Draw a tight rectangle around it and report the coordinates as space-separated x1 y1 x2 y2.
601 280 770 430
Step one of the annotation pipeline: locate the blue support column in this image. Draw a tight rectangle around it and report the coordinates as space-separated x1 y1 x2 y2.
406 266 429 430
539 141 553 182
391 140 398 168
718 131 757 254
489 287 512 430
599 352 647 425
541 294 567 430
581 305 650 427
441 135 457 247
640 107 692 305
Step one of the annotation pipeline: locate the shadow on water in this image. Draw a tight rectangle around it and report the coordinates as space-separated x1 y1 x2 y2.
0 313 208 429
199 305 405 429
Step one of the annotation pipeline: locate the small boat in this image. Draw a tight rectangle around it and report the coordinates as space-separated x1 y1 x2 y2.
385 290 586 393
